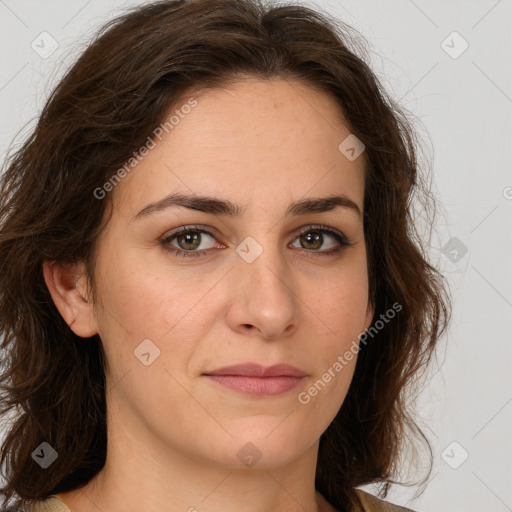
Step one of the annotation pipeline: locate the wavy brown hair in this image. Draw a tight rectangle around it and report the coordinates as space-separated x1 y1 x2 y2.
0 0 450 510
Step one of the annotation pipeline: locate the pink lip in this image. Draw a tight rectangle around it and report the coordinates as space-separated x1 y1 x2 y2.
204 363 307 378
203 363 307 397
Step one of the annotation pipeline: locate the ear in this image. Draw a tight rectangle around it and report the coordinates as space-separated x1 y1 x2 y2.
42 260 98 338
363 300 375 332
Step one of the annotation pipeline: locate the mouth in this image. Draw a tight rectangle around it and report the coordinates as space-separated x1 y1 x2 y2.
203 375 306 397
202 363 308 397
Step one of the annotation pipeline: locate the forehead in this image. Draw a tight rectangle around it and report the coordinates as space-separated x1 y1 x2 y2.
111 77 366 219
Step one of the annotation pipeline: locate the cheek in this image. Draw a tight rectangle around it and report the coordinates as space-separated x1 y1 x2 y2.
309 258 369 338
94 250 189 333
92 252 214 374
301 258 369 407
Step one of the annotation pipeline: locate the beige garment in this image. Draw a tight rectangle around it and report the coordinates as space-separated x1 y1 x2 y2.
355 489 416 511
24 495 69 512
26 489 416 512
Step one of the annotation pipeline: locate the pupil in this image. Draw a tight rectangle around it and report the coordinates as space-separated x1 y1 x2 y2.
303 231 321 249
179 232 200 250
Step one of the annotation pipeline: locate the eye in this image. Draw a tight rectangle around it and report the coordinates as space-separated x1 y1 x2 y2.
160 225 221 257
160 224 352 258
290 225 351 256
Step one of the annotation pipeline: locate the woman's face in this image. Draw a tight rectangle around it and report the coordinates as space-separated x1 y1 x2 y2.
86 77 373 469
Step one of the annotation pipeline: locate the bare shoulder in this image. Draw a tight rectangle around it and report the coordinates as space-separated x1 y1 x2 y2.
355 489 418 512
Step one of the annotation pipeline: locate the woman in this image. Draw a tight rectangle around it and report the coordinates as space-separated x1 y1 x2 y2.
0 0 450 511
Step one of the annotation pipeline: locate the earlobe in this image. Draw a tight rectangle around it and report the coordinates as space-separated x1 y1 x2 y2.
364 301 375 332
42 260 98 338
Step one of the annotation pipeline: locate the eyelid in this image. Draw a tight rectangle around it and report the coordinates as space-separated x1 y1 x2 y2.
294 224 348 241
160 224 221 244
161 224 348 241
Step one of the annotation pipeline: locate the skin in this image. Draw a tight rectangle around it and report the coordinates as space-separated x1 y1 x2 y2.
44 77 374 512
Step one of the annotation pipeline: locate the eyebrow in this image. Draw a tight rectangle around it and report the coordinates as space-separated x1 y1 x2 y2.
133 192 362 220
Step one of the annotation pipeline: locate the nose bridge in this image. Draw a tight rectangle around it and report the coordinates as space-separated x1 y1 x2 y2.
231 230 298 336
235 229 286 285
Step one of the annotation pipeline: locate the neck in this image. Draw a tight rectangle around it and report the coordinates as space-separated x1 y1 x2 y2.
56 400 339 512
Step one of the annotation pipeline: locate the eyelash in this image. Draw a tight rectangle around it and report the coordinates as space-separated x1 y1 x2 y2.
160 224 352 259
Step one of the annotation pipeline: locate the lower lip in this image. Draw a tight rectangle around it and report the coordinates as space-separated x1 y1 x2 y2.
204 375 305 396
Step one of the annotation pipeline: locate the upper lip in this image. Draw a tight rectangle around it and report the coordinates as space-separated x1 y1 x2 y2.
203 363 307 378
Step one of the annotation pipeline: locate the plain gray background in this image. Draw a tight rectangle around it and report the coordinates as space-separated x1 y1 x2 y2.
0 1 511 511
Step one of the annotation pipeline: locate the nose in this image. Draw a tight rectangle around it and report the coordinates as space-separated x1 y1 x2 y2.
227 236 299 340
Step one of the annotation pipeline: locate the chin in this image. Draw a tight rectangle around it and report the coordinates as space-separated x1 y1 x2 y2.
201 430 311 471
